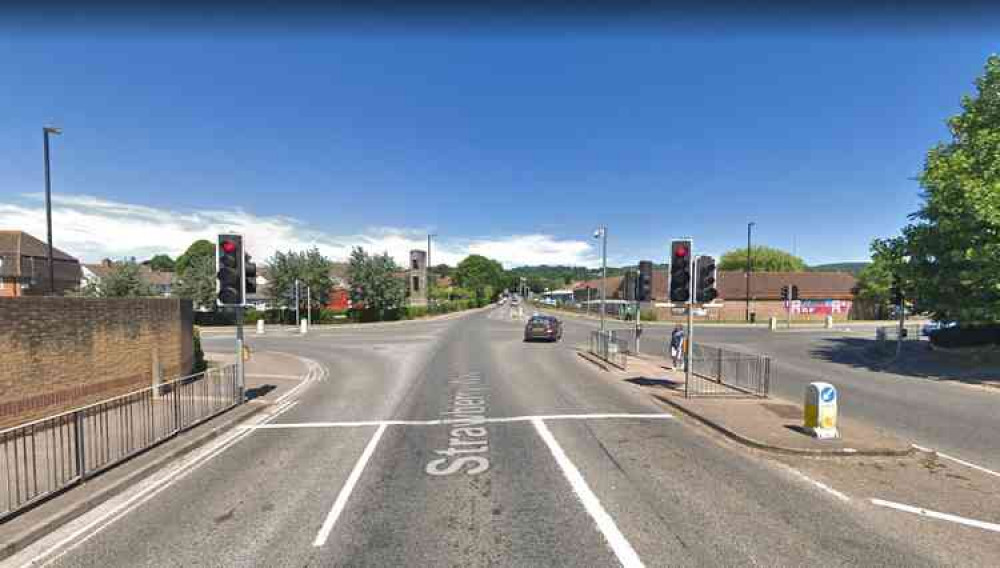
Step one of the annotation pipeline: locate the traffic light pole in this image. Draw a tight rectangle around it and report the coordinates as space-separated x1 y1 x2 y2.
685 243 694 393
235 305 245 401
897 293 906 358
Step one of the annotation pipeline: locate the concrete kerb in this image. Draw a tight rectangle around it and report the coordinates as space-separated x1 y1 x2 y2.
200 305 491 334
0 401 271 561
648 393 915 458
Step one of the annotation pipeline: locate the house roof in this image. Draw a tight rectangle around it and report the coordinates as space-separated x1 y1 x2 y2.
0 231 78 263
717 271 856 300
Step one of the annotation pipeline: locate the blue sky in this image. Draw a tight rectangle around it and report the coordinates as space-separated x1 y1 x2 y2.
0 22 996 267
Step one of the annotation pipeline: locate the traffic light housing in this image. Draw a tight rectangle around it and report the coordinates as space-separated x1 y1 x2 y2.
244 254 257 296
780 285 790 301
622 270 636 302
791 285 799 301
695 255 718 303
670 240 692 303
638 260 653 302
217 234 245 306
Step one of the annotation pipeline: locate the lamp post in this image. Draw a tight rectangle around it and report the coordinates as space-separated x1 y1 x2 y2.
593 226 607 332
294 279 300 327
427 233 436 309
746 222 755 322
43 126 62 294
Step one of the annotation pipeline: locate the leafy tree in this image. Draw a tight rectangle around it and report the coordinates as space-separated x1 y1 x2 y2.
267 247 335 311
895 55 1000 322
82 259 155 298
173 255 217 310
855 238 907 319
346 247 405 320
175 239 215 276
454 254 505 301
718 246 807 272
147 254 175 272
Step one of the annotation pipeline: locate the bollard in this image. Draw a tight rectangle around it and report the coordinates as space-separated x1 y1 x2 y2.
804 382 839 439
825 315 834 329
768 316 777 331
257 319 265 335
300 319 308 334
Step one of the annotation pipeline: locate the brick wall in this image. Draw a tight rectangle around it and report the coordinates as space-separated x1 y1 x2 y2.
0 298 194 428
652 300 857 323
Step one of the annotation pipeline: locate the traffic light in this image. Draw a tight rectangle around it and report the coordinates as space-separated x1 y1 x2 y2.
638 260 653 302
780 285 790 301
695 255 718 303
791 285 799 301
216 234 245 306
622 270 636 302
670 240 692 303
245 253 257 296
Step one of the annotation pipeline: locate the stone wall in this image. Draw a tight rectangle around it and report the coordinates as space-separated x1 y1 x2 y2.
0 298 194 428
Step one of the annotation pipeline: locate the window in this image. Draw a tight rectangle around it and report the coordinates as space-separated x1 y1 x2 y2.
412 259 419 270
412 276 420 292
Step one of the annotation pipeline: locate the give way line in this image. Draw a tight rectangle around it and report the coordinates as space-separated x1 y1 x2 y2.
241 412 674 430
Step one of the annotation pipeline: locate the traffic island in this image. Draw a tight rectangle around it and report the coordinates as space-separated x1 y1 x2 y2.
616 353 913 457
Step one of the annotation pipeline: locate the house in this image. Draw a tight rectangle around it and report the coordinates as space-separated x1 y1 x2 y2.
0 230 82 297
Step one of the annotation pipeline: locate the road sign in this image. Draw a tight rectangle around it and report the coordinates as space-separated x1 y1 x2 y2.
804 382 839 439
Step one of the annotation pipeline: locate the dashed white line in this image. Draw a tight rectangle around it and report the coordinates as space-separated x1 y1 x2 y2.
531 418 645 568
241 413 674 430
911 445 1000 479
783 466 851 503
313 424 388 548
870 499 1000 533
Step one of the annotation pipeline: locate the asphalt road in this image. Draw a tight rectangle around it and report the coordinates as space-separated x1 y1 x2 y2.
8 307 995 567
555 311 1000 471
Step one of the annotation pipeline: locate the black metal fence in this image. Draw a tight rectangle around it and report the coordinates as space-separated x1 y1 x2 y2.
590 330 628 370
1 365 241 523
686 344 771 397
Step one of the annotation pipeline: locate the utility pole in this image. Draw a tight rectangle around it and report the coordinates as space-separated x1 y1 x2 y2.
746 222 755 322
294 279 300 328
307 285 312 328
427 233 436 311
594 226 607 332
43 126 62 294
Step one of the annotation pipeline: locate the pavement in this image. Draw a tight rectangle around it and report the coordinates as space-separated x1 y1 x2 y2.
2 306 998 567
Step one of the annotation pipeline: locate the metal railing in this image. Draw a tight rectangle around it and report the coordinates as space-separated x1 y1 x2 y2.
686 344 771 397
590 330 628 370
874 324 924 355
609 328 639 354
1 365 241 522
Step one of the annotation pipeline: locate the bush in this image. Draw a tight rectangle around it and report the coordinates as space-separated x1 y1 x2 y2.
640 309 658 322
929 324 1000 348
191 326 208 373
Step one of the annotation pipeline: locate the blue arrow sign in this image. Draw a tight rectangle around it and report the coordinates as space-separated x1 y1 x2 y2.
820 387 836 403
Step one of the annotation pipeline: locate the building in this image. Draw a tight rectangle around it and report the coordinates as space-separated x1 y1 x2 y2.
571 270 858 322
0 230 82 297
408 250 428 306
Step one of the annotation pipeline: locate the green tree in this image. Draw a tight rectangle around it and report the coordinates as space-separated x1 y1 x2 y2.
718 246 807 272
454 254 505 302
895 55 1000 322
855 237 908 319
147 254 175 272
346 247 405 320
82 259 154 298
268 247 335 310
173 255 217 310
175 239 215 276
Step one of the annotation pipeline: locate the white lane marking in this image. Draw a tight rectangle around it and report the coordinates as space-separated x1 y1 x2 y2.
531 418 645 568
870 498 1000 533
274 358 327 405
12 399 300 568
911 445 1000 479
241 413 674 430
313 424 388 547
246 373 307 380
783 466 851 502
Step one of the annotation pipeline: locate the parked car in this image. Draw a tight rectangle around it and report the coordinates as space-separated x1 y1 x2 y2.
921 320 958 337
524 315 563 342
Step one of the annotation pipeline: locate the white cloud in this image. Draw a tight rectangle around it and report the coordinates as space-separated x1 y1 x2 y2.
0 194 600 268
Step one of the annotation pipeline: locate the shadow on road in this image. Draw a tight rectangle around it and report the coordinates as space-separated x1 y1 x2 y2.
810 337 1000 388
245 384 277 401
625 377 683 390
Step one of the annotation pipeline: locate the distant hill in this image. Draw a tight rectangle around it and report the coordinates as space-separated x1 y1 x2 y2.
807 262 869 276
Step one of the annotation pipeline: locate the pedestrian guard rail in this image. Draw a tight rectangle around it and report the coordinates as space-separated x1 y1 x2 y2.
687 343 771 398
1 364 241 523
589 330 628 370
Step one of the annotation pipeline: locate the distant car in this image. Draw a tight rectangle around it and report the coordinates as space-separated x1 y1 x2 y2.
524 315 563 342
921 320 957 337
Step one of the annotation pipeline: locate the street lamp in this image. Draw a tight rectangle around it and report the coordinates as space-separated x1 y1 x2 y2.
593 226 607 332
427 233 437 308
43 126 62 294
746 222 755 322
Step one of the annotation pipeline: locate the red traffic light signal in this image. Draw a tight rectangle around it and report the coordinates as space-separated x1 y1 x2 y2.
221 240 237 254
